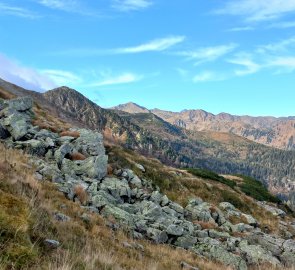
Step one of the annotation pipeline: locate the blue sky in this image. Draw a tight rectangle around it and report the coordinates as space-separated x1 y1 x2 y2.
1 0 295 116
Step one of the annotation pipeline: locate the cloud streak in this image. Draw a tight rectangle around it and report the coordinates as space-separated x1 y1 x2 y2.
193 71 226 83
179 43 238 65
0 2 38 18
112 0 153 11
88 73 142 87
215 0 295 22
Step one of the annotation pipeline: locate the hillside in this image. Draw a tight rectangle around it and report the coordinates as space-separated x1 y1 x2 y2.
0 96 295 270
114 102 295 151
1 78 295 210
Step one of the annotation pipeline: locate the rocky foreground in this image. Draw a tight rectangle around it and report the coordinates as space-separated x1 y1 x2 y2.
1 97 295 270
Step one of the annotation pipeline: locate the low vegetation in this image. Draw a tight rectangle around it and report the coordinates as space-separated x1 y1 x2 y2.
237 175 281 203
186 168 237 189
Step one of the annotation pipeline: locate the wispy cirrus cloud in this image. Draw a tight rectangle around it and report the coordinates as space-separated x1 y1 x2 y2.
257 36 295 53
0 2 38 18
0 53 56 91
35 0 97 15
228 54 261 76
112 0 153 11
88 72 142 87
227 26 254 32
40 69 82 86
193 71 226 83
179 43 238 65
215 0 295 22
54 36 186 56
115 36 186 54
269 21 295 29
269 57 295 72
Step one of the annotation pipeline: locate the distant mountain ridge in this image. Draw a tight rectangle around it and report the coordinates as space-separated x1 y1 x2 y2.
113 102 295 150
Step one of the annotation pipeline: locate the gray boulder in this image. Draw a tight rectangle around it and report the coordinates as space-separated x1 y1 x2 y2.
146 227 168 243
175 235 198 249
166 224 184 236
4 97 33 112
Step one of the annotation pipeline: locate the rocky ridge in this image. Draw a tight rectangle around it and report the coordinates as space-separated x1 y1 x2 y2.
1 96 295 270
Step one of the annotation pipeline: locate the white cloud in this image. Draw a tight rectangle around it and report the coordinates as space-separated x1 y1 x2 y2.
269 21 295 29
35 0 95 15
269 57 295 71
193 71 225 83
115 36 186 54
216 0 295 22
257 36 295 53
88 73 142 87
0 3 37 18
179 43 238 65
40 69 82 86
112 0 152 11
227 26 254 32
54 36 185 56
228 54 261 75
0 53 57 91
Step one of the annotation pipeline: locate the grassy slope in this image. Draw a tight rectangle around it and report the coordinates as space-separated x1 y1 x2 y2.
0 143 237 270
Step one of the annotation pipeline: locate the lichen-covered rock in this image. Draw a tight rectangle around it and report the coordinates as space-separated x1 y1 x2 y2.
0 122 9 139
239 240 281 266
146 227 168 243
100 177 131 201
17 139 47 156
175 235 198 249
166 224 184 236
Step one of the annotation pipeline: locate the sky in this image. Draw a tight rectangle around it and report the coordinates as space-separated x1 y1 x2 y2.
1 0 295 116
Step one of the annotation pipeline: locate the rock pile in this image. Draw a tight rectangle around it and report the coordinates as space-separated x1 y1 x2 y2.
1 97 295 270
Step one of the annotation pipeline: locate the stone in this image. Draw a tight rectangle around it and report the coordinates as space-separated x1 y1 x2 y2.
17 139 47 156
91 190 119 208
241 214 258 227
101 204 135 228
100 177 131 201
166 224 184 236
75 155 108 180
74 129 105 157
54 212 71 222
175 235 198 249
135 163 145 172
208 229 230 239
3 112 32 140
4 97 33 112
169 202 184 215
55 143 74 166
146 228 168 243
193 242 247 270
44 239 60 249
219 202 237 211
180 261 199 270
239 240 281 266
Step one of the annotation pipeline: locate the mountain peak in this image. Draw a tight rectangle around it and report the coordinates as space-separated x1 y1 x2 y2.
112 102 150 114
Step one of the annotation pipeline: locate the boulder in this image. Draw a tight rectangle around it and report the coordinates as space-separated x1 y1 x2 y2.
239 240 281 266
4 97 33 112
193 241 247 270
166 224 184 236
146 227 168 243
74 129 105 157
91 190 120 208
135 163 145 172
100 177 131 201
55 143 74 166
75 155 108 180
17 139 47 156
175 235 198 249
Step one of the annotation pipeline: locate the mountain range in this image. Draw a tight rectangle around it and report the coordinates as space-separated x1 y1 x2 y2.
1 78 295 208
113 102 295 150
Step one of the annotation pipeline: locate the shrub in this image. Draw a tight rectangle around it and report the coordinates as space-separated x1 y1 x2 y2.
187 168 236 189
237 175 280 203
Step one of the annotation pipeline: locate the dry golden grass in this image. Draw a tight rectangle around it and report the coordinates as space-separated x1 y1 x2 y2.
60 130 80 138
73 185 88 205
0 87 15 99
70 152 86 161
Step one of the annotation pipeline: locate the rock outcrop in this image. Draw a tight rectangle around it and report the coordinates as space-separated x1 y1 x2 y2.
1 96 295 270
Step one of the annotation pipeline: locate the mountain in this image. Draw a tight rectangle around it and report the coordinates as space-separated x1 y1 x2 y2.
113 102 295 151
112 102 150 114
1 78 295 209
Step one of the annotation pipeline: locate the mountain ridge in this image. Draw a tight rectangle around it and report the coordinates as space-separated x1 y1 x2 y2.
113 102 295 150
